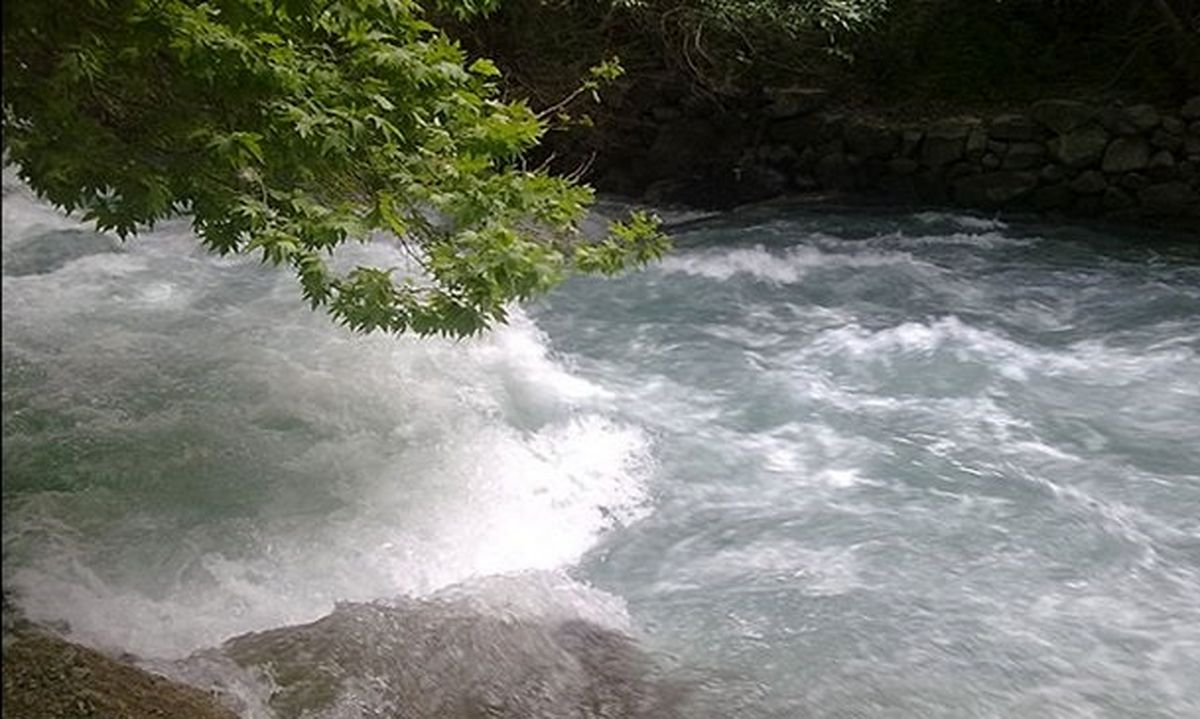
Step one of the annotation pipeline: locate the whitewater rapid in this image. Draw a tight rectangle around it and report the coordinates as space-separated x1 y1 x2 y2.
4 174 1200 716
2 176 651 659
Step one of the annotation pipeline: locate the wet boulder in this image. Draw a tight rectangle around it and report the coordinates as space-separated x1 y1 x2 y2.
1050 125 1110 168
1030 100 1096 135
1101 138 1151 173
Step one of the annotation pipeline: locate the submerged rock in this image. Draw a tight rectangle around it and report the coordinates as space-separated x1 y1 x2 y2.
1 228 123 277
204 600 686 719
153 573 770 719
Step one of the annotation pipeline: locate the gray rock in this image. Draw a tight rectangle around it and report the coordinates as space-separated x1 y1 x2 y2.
757 144 797 165
1151 128 1184 152
815 152 854 189
1030 100 1097 134
844 123 899 158
1069 170 1107 195
860 158 888 187
815 138 844 157
1127 104 1161 131
648 118 721 174
771 114 844 146
901 130 924 157
1103 186 1135 209
1101 207 1144 223
946 161 979 180
1147 164 1180 183
966 127 988 158
1120 173 1150 191
1149 150 1176 170
914 170 950 203
1101 137 1151 173
792 173 820 191
737 165 789 201
1034 183 1074 210
1098 106 1138 136
1191 121 1200 135
644 178 691 204
1050 125 1110 167
1182 96 1200 120
927 120 976 141
215 599 692 719
1186 133 1200 157
1040 164 1067 183
888 157 920 175
1073 195 1103 217
766 88 829 118
878 174 919 201
989 114 1039 141
817 113 848 139
982 153 1002 169
921 138 965 167
795 145 817 171
921 125 971 167
1162 116 1186 135
1139 181 1199 214
1004 142 1048 170
953 171 1039 207
986 140 1009 155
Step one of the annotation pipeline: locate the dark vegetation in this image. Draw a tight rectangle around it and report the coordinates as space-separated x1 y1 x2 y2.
458 0 1199 103
448 0 1199 169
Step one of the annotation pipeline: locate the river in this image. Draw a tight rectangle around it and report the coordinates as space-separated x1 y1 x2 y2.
3 174 1199 717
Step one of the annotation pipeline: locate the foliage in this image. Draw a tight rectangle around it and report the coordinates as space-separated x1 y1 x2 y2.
852 0 1200 101
673 0 888 43
617 0 890 90
2 0 669 337
451 0 891 106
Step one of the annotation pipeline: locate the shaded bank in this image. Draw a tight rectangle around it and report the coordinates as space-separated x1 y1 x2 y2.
581 93 1200 229
451 0 1200 228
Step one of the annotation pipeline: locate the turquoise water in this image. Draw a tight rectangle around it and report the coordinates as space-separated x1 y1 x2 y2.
4 176 1199 716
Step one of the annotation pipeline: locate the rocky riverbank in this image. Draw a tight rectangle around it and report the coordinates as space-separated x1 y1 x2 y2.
2 587 711 719
2 629 237 719
579 90 1200 228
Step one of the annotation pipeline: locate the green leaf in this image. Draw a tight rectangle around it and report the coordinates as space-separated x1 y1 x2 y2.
2 0 671 337
468 57 501 77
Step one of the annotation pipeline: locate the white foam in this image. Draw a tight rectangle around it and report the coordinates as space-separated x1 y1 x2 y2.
879 230 1035 249
656 243 928 284
802 315 1196 385
911 210 1009 231
2 187 654 658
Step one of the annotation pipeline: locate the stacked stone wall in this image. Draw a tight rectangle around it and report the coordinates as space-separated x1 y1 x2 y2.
593 93 1200 227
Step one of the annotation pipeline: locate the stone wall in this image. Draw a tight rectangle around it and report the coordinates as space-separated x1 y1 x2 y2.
589 92 1200 228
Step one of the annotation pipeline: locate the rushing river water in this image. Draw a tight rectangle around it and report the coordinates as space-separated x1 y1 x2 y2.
3 173 1200 717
